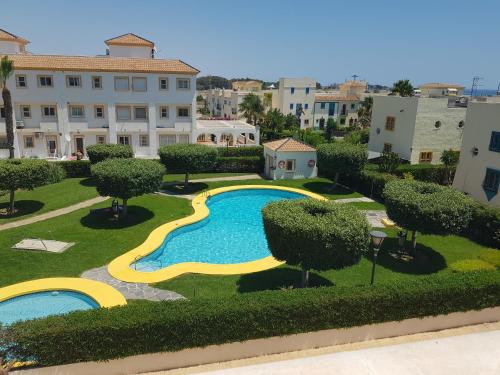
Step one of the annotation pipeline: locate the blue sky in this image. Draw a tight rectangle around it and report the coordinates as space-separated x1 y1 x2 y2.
2 0 500 88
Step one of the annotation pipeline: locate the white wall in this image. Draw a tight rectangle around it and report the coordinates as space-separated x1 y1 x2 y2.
108 45 152 58
277 78 316 128
0 41 25 54
264 147 317 180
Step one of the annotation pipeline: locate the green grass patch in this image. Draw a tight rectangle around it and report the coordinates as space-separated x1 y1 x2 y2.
450 259 496 272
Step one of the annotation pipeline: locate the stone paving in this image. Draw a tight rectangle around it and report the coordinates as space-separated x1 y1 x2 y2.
363 210 389 228
335 196 375 203
81 266 185 301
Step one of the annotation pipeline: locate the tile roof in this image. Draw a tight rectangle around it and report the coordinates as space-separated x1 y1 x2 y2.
419 82 465 89
264 138 316 152
7 54 199 75
315 94 359 102
0 28 29 45
104 33 154 47
340 80 367 87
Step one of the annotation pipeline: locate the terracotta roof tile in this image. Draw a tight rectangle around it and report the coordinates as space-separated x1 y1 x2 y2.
315 94 359 102
340 80 367 88
105 33 154 47
264 138 316 152
0 28 29 45
7 54 199 75
419 82 465 89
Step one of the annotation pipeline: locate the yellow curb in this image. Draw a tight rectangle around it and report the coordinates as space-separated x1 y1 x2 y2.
0 277 127 308
108 185 327 283
382 218 395 227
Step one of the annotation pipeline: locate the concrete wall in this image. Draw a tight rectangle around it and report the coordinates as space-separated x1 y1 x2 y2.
264 147 317 180
453 102 500 206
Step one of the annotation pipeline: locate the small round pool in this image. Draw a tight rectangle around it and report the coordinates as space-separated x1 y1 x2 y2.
0 290 99 325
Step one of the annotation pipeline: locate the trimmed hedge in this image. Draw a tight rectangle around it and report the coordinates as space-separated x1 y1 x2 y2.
3 271 499 366
86 144 134 164
216 146 263 157
46 163 66 184
357 169 398 199
55 160 91 177
465 204 500 249
215 156 264 173
394 164 449 184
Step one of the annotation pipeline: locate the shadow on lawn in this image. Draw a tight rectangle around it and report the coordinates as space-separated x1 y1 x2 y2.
302 181 353 197
237 267 333 293
0 200 45 220
80 205 154 229
369 237 447 275
162 182 208 195
79 177 96 187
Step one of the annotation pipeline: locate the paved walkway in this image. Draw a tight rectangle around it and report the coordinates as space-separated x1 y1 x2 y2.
364 210 389 228
0 196 108 231
335 196 374 203
81 266 184 301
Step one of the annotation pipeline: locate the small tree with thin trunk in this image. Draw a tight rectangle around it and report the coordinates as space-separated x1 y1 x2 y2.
262 199 370 287
158 144 218 188
91 158 164 217
0 56 15 159
0 159 51 213
440 149 460 185
86 144 134 164
384 179 474 253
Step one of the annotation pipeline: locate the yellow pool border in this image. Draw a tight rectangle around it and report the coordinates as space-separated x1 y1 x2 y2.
0 277 127 308
108 184 327 283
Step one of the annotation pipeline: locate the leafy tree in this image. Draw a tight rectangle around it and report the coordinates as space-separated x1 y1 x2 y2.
263 92 273 111
391 79 414 97
284 113 299 131
317 142 368 187
86 144 134 164
440 149 460 185
384 180 474 252
298 129 326 147
261 109 285 140
91 158 164 217
357 96 373 128
378 151 401 173
344 129 369 145
158 144 218 187
0 56 15 159
262 199 370 287
238 93 264 126
325 118 337 141
0 159 51 213
196 76 230 90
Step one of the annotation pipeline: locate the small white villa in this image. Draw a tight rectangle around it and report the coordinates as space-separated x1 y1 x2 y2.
263 138 317 180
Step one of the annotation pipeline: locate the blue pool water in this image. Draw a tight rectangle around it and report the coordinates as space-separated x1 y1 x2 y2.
134 189 306 272
0 291 99 325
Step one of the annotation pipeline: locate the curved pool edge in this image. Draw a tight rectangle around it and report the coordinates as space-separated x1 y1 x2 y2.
108 184 327 284
0 277 127 308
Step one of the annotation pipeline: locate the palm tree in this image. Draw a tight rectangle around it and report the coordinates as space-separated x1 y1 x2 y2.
261 108 285 140
357 96 373 128
238 93 264 126
0 56 15 159
391 79 414 97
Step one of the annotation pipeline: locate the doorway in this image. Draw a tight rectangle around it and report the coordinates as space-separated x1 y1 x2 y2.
46 136 58 157
75 137 84 155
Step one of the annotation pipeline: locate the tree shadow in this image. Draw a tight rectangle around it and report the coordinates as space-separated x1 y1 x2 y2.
237 267 333 293
303 181 354 197
367 237 447 275
0 200 45 220
79 177 96 187
80 205 154 229
162 182 209 195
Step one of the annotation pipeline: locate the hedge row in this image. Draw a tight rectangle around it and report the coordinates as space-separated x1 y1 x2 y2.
216 146 263 157
3 271 499 366
356 169 398 199
464 204 500 249
394 164 450 184
55 160 92 177
215 156 264 173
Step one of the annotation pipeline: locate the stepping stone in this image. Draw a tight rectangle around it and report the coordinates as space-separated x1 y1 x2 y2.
12 239 75 253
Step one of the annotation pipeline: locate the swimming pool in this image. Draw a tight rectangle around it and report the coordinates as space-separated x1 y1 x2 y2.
133 189 306 272
0 290 99 325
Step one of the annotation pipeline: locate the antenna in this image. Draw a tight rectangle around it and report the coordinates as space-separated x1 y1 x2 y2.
470 76 483 97
352 74 359 81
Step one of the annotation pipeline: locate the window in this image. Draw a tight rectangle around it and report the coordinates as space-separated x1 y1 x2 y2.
0 106 4 118
118 135 131 145
139 135 149 147
484 168 500 195
176 78 190 90
291 87 295 94
320 102 326 109
66 75 82 87
114 77 129 91
159 77 169 90
419 151 433 163
385 116 396 131
383 143 392 153
38 75 53 87
21 105 31 118
304 119 309 126
92 76 102 89
116 106 131 121
159 106 169 119
159 134 176 145
94 106 104 119
96 135 106 144
132 77 147 92
69 105 84 118
134 106 147 120
178 134 189 144
41 105 56 118
305 87 309 94
177 107 189 118
16 75 27 88
24 136 34 148
285 159 296 171
289 103 294 110
304 103 309 110
489 131 500 152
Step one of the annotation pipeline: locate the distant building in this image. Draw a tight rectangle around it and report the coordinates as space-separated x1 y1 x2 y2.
206 88 264 120
453 102 500 206
339 80 368 97
313 94 360 129
368 96 466 164
418 83 465 98
275 78 316 129
231 80 262 92
263 138 317 180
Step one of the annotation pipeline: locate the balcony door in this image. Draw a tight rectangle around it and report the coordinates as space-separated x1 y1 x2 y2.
46 135 58 157
75 136 84 155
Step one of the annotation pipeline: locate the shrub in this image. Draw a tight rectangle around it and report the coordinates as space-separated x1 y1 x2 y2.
464 204 500 249
56 160 92 177
0 159 51 213
262 199 370 286
158 144 218 187
394 164 448 184
216 156 263 173
479 249 500 268
86 144 134 164
3 271 499 366
317 142 367 185
450 260 495 272
91 158 164 216
378 152 400 173
344 129 369 145
46 163 66 184
216 146 263 157
384 180 474 251
355 169 398 199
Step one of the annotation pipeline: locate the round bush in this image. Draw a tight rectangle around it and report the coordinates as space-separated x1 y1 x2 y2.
86 144 134 164
317 142 367 183
384 179 474 235
262 199 370 273
450 259 495 272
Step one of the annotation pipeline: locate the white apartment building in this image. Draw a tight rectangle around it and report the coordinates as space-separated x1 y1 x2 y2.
313 93 359 129
453 102 500 206
368 96 466 164
274 78 316 128
206 89 258 119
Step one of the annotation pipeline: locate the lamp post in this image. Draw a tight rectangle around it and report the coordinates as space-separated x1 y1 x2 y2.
370 230 387 285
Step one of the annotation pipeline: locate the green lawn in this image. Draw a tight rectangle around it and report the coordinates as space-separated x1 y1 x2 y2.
163 172 252 183
0 178 99 224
